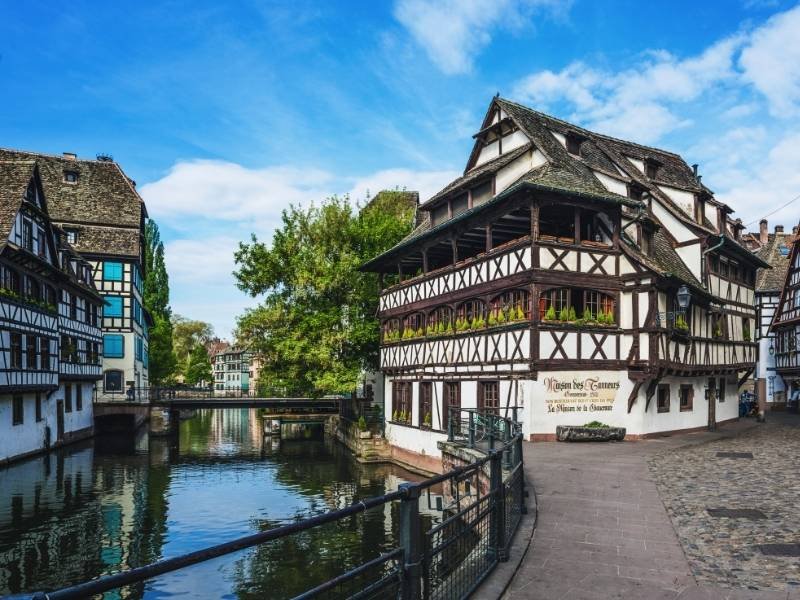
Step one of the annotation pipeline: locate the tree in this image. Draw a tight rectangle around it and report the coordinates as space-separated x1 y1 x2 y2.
234 191 415 396
143 220 177 383
184 343 212 386
172 315 214 373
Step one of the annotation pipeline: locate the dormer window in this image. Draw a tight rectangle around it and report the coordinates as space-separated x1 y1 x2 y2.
65 229 78 245
565 133 582 156
64 170 79 184
644 159 660 179
628 184 645 201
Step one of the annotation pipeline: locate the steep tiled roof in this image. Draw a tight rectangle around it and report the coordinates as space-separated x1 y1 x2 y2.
756 232 796 292
0 161 36 246
0 148 146 258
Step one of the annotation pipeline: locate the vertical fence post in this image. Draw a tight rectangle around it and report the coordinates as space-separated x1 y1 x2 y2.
489 450 507 561
516 434 527 515
399 483 423 600
488 414 495 450
468 411 475 448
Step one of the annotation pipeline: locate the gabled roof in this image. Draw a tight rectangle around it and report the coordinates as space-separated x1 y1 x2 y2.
755 231 797 292
0 161 37 247
0 148 147 258
770 232 800 330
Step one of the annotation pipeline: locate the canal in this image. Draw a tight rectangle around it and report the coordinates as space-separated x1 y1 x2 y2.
0 409 431 599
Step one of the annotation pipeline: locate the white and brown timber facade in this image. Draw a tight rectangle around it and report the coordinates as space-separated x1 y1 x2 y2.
0 148 150 400
362 97 767 462
770 228 800 409
0 161 103 464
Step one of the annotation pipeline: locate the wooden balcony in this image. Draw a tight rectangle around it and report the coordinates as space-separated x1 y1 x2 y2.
654 333 756 373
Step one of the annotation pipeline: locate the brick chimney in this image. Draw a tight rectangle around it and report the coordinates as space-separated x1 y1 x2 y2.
62 152 77 161
776 225 784 234
760 219 768 244
733 218 743 241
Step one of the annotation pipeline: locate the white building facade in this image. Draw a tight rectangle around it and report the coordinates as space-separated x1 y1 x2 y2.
362 98 766 469
0 162 103 464
213 347 253 396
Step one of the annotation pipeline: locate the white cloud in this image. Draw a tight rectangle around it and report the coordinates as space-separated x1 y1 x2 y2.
394 0 570 75
142 160 458 337
512 36 741 143
739 4 800 116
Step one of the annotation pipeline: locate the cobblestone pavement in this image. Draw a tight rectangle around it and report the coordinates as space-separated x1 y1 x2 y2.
650 413 800 594
501 418 800 600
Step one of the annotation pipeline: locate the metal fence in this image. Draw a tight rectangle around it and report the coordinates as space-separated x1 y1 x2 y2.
24 409 525 600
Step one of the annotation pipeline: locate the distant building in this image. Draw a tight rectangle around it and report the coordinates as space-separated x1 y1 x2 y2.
212 345 253 396
0 149 150 400
770 225 800 410
0 161 103 463
752 220 797 407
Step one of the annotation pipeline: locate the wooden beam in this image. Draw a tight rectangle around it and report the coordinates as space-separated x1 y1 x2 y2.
627 380 645 413
486 225 493 252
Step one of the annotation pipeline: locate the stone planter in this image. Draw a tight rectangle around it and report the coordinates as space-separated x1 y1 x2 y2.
556 425 625 442
358 430 372 439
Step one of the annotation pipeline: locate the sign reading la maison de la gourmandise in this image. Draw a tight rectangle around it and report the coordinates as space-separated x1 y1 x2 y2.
543 374 620 413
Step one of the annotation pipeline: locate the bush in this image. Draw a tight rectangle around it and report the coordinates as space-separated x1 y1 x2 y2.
488 312 498 327
584 421 610 428
558 306 569 321
497 308 506 324
545 306 556 321
515 305 526 321
423 413 432 427
568 306 577 322
357 416 367 431
583 307 593 322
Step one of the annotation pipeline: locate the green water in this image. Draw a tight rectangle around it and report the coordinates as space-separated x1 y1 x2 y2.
0 409 428 598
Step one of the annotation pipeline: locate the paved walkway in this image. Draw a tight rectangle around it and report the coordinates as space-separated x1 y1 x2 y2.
501 418 800 600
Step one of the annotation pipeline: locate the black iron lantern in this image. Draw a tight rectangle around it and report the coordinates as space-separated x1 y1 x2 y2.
676 285 691 310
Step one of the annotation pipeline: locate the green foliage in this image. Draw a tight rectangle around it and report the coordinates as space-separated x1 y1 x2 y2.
488 311 498 327
234 193 414 396
568 306 577 322
184 343 212 386
472 314 485 329
497 308 506 324
357 416 367 431
675 314 689 331
514 305 526 321
545 306 556 321
558 306 569 321
584 421 610 428
423 412 432 427
392 410 399 422
583 307 593 322
143 220 177 383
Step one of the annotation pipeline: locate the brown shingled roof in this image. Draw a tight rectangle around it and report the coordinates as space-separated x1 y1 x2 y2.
0 148 146 258
756 232 796 292
0 161 36 247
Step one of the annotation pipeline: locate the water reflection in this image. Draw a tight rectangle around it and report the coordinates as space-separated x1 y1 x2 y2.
0 409 427 598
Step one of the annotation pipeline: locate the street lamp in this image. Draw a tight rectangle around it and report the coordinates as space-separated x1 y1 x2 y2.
676 285 691 310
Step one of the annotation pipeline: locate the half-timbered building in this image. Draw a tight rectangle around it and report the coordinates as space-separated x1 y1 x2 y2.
0 149 150 399
0 161 103 463
751 220 796 407
770 227 800 410
362 97 767 462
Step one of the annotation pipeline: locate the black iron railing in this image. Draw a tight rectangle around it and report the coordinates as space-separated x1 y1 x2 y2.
24 409 525 600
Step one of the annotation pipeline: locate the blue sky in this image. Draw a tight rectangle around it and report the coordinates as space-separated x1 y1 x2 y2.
3 0 800 337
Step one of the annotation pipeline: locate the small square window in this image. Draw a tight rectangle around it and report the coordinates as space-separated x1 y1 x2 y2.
65 229 78 245
64 171 79 184
566 135 581 156
103 262 124 282
104 295 124 317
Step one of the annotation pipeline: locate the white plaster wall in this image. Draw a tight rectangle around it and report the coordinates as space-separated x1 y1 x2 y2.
706 205 719 230
0 393 54 462
757 338 787 400
59 382 95 434
385 422 446 459
657 185 696 218
496 153 533 195
502 130 529 153
475 140 500 167
620 292 633 328
531 148 547 169
593 171 629 196
651 199 695 243
626 156 644 172
675 244 702 281
639 376 739 435
550 130 566 147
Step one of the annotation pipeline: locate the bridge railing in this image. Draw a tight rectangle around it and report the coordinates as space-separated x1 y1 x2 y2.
26 410 526 600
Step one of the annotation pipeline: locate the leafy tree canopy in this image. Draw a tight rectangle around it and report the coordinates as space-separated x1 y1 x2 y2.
172 315 214 371
143 220 177 383
234 192 415 396
184 343 212 386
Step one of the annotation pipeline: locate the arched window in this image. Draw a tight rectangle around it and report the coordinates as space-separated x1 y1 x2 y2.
402 312 425 339
427 305 453 334
382 318 401 342
584 290 615 321
489 289 530 322
455 299 486 329
539 288 571 320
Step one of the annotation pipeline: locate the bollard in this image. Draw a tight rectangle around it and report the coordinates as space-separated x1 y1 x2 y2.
398 483 423 600
447 407 454 442
468 412 475 448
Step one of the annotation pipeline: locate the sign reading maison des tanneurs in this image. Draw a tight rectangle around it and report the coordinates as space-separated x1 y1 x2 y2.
543 374 620 413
